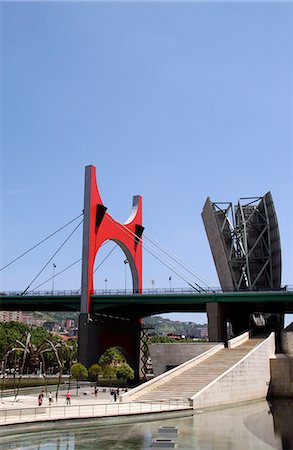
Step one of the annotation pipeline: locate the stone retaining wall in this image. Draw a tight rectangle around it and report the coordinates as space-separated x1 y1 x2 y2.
149 342 218 376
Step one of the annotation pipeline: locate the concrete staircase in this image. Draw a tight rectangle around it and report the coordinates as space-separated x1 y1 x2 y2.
132 338 263 402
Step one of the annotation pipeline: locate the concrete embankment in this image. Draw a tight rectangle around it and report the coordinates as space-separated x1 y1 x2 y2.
269 324 293 398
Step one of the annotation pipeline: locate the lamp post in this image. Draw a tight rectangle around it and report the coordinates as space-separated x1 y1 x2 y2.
52 263 56 293
105 278 108 291
169 276 172 291
124 259 128 292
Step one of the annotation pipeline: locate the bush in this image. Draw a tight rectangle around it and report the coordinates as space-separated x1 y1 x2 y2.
0 377 67 390
116 363 134 381
70 363 88 380
88 363 103 381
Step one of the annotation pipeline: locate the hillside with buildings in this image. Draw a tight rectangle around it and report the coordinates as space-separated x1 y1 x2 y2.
0 311 207 340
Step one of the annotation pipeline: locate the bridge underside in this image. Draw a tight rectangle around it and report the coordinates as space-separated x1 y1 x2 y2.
1 291 292 378
78 313 141 378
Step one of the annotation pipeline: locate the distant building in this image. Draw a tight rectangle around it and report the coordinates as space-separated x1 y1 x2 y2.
42 321 57 332
0 310 23 322
68 327 78 337
0 311 45 327
65 318 76 329
194 327 208 339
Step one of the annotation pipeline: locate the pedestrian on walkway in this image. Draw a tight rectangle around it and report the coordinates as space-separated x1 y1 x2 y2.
66 390 71 405
94 386 98 397
38 393 43 406
48 391 53 405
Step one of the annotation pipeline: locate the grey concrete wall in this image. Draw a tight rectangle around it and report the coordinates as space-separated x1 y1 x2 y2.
269 354 293 397
149 343 218 376
269 327 293 397
281 328 293 356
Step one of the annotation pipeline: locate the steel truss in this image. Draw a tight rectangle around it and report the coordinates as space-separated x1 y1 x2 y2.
211 192 281 290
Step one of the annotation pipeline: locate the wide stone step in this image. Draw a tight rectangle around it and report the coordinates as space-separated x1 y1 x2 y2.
134 338 263 402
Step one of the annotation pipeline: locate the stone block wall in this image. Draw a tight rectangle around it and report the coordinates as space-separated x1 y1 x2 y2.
149 343 218 376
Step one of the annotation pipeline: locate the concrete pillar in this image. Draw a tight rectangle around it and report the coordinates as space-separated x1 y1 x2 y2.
207 303 227 346
78 313 100 368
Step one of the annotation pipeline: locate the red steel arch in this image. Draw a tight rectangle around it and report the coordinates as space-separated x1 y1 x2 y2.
80 165 143 313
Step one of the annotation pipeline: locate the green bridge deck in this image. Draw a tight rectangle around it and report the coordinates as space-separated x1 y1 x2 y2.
1 290 293 318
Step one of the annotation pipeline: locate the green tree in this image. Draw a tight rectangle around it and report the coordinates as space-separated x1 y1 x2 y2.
71 363 88 379
0 321 65 372
102 365 117 385
70 363 88 395
116 363 134 382
99 347 125 367
88 363 103 382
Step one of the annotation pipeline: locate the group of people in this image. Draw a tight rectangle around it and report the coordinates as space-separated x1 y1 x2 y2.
37 390 53 406
37 386 129 407
110 387 124 402
37 390 69 406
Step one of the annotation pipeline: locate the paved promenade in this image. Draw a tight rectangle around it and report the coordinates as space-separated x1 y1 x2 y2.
0 386 191 426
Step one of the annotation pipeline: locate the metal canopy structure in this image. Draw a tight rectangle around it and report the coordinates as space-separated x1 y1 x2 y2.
202 192 282 291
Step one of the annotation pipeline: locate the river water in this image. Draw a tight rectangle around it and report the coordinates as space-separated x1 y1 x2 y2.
0 399 292 450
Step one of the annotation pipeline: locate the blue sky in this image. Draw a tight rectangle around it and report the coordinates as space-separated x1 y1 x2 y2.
1 2 292 324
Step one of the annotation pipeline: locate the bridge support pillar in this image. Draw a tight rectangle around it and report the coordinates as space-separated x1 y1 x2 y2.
78 313 100 368
78 314 141 382
207 303 228 346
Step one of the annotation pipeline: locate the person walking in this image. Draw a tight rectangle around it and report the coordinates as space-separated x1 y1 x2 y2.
38 393 43 406
94 386 98 397
48 391 53 405
66 390 71 405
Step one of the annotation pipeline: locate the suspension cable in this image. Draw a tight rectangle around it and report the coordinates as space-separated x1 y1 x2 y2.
142 244 203 292
21 219 83 295
74 241 116 294
28 258 82 293
93 244 118 274
29 242 117 293
104 215 199 289
104 215 203 289
0 212 83 272
143 231 212 288
104 215 206 292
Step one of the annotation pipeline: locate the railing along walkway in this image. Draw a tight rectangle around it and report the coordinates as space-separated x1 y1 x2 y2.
1 285 292 297
0 399 191 426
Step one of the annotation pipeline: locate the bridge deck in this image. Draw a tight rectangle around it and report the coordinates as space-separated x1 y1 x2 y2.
1 289 293 317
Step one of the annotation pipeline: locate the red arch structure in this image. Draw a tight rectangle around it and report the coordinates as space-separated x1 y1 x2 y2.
80 165 143 313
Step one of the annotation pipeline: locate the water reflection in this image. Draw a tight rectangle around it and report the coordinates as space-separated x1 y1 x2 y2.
0 399 292 450
269 399 293 450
